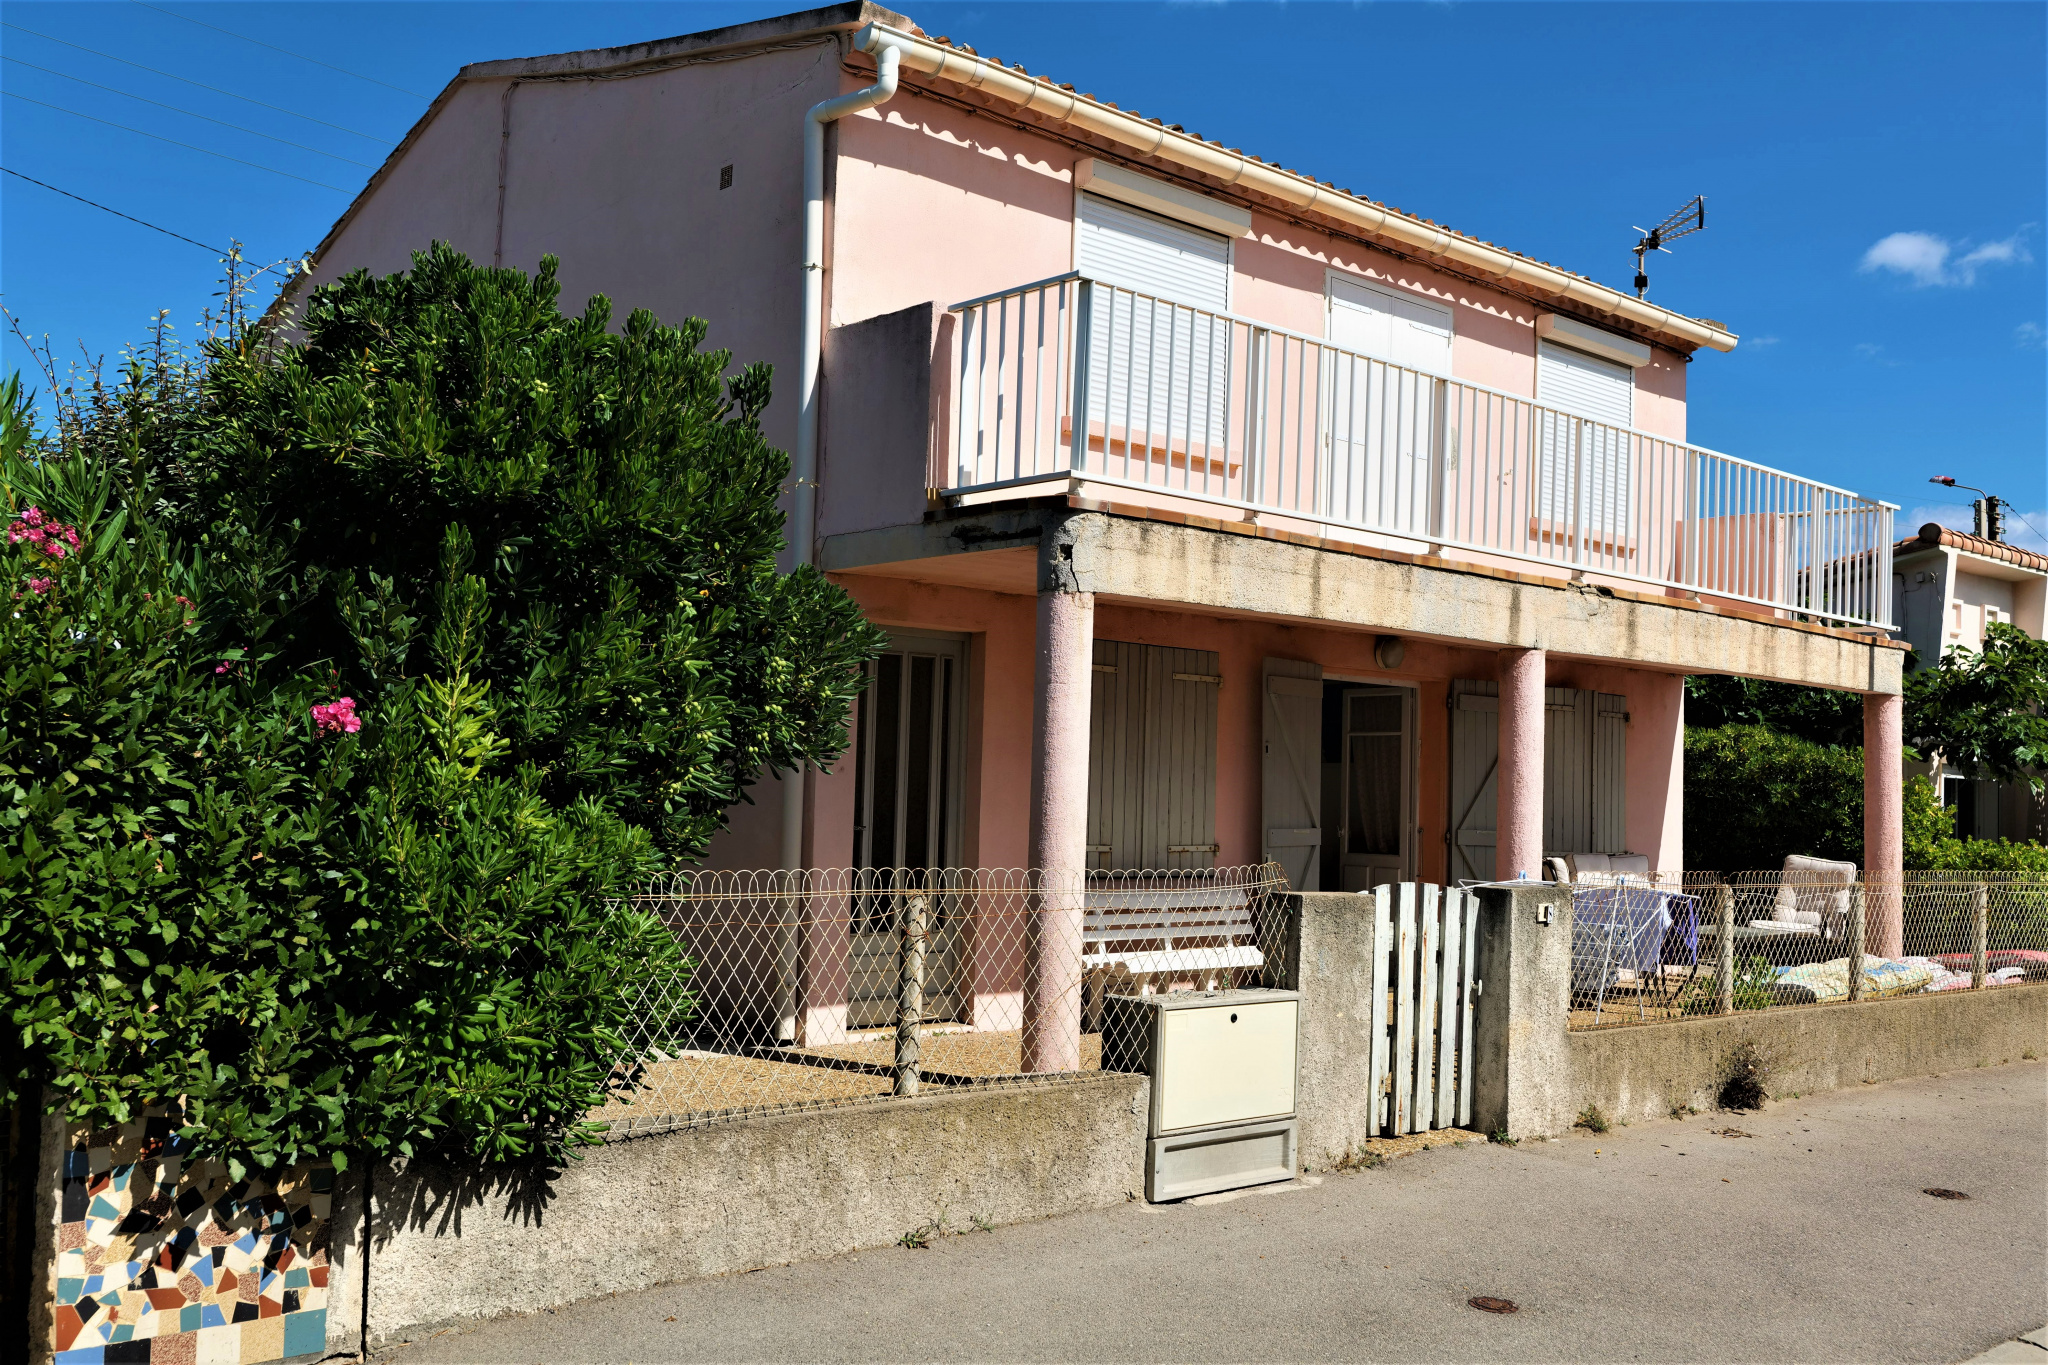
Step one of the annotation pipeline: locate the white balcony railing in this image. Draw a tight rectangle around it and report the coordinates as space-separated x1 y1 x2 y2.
945 274 1896 629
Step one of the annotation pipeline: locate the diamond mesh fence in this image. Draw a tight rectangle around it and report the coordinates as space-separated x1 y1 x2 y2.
600 863 1291 1138
1566 871 2048 1030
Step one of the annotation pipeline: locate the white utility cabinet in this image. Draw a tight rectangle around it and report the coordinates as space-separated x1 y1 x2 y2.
1102 988 1301 1201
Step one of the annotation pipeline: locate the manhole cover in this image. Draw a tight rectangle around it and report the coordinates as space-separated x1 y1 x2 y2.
1922 1188 1970 1200
1469 1296 1519 1314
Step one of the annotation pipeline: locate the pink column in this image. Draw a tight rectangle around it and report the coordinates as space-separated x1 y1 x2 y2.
1022 587 1094 1073
1496 647 1546 881
1864 691 1905 958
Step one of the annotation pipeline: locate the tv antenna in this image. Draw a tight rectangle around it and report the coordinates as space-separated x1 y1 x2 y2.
1632 196 1706 299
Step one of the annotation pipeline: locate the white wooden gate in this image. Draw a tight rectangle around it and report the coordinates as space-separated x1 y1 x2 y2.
1366 883 1479 1135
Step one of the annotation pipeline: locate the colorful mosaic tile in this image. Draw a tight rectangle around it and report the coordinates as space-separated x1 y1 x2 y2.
46 1111 332 1365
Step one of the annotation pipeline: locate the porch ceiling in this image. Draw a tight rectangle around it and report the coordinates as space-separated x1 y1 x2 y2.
820 507 1907 694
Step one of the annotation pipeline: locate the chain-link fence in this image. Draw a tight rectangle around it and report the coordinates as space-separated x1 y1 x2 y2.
598 864 1291 1137
1567 871 2048 1029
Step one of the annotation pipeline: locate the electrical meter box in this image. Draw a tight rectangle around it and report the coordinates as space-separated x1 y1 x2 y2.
1101 988 1301 1202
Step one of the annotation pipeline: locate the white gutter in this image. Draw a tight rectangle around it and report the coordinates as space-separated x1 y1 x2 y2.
777 36 905 960
853 22 1737 355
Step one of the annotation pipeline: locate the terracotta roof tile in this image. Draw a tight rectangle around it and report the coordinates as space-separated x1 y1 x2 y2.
1895 523 2048 574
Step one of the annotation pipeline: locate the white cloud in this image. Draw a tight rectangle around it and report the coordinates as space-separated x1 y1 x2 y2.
2017 322 2047 350
1746 335 1781 347
1853 341 1900 366
1859 229 2033 287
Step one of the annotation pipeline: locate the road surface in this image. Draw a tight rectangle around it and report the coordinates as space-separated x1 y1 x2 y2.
378 1061 2047 1363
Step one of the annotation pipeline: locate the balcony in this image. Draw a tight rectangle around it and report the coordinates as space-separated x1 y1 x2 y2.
942 274 1896 629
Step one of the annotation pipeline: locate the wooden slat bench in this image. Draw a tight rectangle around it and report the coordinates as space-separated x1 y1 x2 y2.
1080 886 1264 1030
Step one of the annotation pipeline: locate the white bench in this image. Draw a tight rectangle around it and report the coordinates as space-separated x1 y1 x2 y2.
1081 887 1264 1028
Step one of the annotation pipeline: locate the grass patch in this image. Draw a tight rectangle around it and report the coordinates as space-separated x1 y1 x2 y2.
1574 1104 1610 1134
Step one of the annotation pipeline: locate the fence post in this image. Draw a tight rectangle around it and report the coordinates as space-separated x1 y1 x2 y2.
1971 883 1989 989
1846 882 1866 1003
1715 884 1735 1015
895 893 927 1097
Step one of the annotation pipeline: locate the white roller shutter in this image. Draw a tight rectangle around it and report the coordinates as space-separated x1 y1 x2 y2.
1076 193 1233 456
1076 193 1231 309
1536 341 1634 540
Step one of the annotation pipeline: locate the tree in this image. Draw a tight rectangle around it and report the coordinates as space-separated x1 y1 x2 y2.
4 244 882 1173
1904 623 2048 793
1683 724 1948 870
1683 675 1862 748
178 243 882 856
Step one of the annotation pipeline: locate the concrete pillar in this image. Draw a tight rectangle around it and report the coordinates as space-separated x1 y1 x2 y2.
1469 882 1574 1138
1022 585 1094 1073
1864 691 1905 958
1496 647 1546 881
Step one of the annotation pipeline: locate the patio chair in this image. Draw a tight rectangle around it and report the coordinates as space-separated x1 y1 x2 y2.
1748 854 1856 939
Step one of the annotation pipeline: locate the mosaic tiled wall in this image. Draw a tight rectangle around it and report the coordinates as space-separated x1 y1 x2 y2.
47 1113 334 1365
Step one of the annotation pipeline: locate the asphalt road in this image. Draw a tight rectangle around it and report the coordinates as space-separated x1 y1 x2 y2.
379 1062 2048 1364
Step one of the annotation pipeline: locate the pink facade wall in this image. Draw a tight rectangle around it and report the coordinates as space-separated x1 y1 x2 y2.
820 576 1686 882
302 42 845 475
830 86 1689 424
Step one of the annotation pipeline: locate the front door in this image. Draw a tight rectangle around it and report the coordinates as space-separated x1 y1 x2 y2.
849 632 966 1028
1338 686 1416 891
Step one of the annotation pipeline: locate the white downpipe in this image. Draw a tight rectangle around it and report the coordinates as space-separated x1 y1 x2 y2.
774 35 903 1040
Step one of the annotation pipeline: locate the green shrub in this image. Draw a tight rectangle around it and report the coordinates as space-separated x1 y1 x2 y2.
3 245 880 1174
1685 725 1950 871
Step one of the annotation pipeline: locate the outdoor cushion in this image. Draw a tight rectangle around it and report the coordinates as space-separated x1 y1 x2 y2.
1769 854 1856 932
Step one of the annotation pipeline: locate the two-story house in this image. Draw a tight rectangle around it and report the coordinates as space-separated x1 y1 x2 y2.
287 2 1909 1057
1892 522 2047 842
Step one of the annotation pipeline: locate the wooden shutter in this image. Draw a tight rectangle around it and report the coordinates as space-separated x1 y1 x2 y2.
1261 658 1324 889
1542 688 1593 857
1088 640 1220 870
1447 681 1499 882
1592 694 1629 853
1451 681 1631 873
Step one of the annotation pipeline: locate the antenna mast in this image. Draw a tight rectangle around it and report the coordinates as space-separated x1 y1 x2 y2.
1632 195 1707 299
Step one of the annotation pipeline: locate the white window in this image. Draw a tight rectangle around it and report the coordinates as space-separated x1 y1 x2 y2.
1536 340 1635 541
1321 276 1452 535
1075 193 1233 459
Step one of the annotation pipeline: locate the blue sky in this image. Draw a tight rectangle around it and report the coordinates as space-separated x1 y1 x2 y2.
4 1 2043 546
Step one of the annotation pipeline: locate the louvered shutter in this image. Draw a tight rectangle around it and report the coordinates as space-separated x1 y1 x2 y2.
1536 341 1634 540
1088 640 1220 870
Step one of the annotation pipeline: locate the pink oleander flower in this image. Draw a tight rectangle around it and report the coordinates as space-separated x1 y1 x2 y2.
216 661 233 675
311 697 362 734
26 576 53 595
8 507 82 559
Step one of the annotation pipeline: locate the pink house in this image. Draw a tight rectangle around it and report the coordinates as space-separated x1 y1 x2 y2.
292 3 1911 1044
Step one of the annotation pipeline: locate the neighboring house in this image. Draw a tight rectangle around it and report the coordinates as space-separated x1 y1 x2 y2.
1891 522 2048 842
286 3 1910 1042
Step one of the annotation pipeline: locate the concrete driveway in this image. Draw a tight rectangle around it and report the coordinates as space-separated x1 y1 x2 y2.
377 1062 2047 1364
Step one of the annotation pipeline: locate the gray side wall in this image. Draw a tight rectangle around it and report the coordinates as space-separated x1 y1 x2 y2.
353 1076 1147 1348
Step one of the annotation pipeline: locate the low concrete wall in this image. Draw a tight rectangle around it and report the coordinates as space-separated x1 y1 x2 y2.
350 1075 1148 1349
1475 884 2048 1137
1566 984 2048 1130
